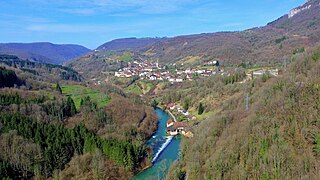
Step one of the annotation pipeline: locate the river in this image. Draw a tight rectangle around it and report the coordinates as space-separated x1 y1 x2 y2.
133 108 181 179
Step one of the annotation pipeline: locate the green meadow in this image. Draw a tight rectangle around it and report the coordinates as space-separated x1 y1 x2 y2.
61 84 111 110
125 83 142 95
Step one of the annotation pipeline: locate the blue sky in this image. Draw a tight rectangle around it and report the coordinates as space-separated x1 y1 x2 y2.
0 0 305 49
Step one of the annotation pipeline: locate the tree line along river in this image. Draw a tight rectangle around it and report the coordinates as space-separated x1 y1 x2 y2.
133 108 181 179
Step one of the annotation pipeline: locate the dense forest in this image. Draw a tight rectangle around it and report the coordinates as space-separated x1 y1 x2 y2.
0 89 157 179
0 113 146 178
0 67 24 88
0 54 158 179
166 48 320 179
0 55 83 82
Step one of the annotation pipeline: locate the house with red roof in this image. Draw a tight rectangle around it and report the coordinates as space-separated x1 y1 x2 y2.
166 119 174 127
187 74 193 80
185 67 193 74
166 121 193 137
168 103 175 110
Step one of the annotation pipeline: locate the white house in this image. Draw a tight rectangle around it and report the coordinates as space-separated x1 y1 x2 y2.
185 68 194 74
253 70 266 75
115 72 122 77
149 74 157 80
144 68 154 72
124 72 133 77
177 71 183 75
268 69 279 76
182 110 189 116
168 103 175 110
169 78 175 83
196 69 206 74
176 79 183 82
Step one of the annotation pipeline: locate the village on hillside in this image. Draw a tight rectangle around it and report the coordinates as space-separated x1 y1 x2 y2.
112 60 280 84
114 60 221 83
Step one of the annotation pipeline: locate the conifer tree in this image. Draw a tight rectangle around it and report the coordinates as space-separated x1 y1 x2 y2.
198 102 204 115
65 96 76 117
55 83 62 94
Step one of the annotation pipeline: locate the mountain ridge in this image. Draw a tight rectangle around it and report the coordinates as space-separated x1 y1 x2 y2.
69 0 320 77
0 42 91 65
96 37 166 51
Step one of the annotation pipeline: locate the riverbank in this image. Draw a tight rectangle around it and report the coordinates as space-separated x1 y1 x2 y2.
133 108 181 179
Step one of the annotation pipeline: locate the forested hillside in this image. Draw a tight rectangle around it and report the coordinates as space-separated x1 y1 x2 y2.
2 1 320 179
0 54 83 84
0 54 158 179
142 0 320 65
0 88 157 179
97 37 166 51
166 47 320 179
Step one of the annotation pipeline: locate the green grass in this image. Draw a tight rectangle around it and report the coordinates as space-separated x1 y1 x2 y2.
138 80 155 94
248 65 263 70
61 84 111 110
97 50 116 56
116 52 134 62
125 83 142 95
194 110 215 121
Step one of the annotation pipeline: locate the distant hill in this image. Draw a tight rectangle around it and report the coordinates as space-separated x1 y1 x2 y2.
0 42 91 65
70 0 320 77
69 38 167 78
142 0 320 65
97 37 166 51
0 54 83 83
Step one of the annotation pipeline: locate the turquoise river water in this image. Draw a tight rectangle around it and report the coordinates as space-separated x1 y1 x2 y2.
133 108 181 179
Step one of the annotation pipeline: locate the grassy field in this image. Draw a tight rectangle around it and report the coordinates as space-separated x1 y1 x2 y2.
116 52 134 62
124 83 142 94
138 80 155 94
61 84 111 110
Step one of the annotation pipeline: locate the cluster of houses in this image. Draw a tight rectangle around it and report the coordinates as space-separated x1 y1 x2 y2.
168 103 189 116
114 60 220 83
166 119 193 138
204 60 219 66
166 103 193 137
114 61 162 78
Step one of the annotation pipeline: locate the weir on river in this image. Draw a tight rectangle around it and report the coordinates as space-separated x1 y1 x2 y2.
133 108 181 179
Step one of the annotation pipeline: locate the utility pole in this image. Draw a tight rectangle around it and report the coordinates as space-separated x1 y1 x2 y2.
156 59 159 69
283 59 287 72
245 85 249 111
245 93 249 111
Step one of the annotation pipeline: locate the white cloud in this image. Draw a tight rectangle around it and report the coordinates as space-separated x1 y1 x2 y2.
24 19 159 34
60 8 96 16
91 0 195 14
26 24 117 33
18 0 199 15
0 13 50 23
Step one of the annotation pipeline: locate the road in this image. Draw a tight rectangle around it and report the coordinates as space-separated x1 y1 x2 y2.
167 110 177 122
